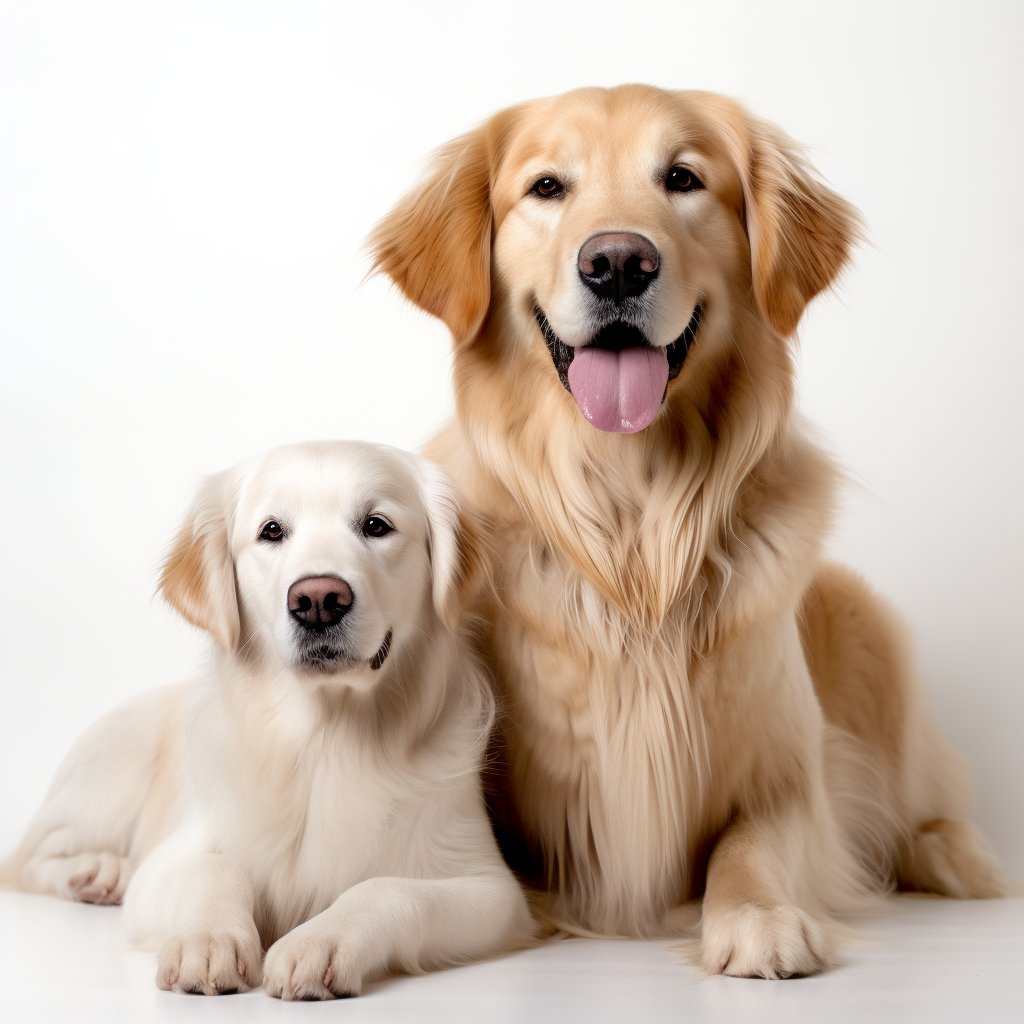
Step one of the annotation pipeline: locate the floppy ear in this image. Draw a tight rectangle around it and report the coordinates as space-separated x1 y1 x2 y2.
368 109 519 346
159 472 240 651
415 459 482 632
741 115 862 336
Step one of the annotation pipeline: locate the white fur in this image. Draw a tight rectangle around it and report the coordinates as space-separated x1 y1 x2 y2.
3 441 533 998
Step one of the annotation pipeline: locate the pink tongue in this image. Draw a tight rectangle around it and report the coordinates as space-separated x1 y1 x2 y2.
567 346 669 433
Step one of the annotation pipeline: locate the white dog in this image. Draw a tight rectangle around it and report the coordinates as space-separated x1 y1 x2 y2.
1 441 533 998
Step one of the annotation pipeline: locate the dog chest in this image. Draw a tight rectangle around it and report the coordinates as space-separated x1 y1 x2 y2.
489 577 815 932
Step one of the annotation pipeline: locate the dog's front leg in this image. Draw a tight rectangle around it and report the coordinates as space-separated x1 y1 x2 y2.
123 825 262 994
699 806 840 979
262 872 532 1000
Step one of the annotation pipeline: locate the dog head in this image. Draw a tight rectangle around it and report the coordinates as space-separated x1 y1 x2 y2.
371 85 860 435
159 441 475 690
370 87 858 626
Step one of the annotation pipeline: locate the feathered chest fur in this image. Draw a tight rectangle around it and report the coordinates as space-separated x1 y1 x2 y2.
456 419 837 936
483 527 819 936
184 672 472 944
483 538 714 933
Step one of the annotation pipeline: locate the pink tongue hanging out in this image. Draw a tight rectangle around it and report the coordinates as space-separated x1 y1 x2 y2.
567 346 669 433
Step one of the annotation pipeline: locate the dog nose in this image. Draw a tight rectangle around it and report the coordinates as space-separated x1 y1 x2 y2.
577 232 660 302
287 576 353 628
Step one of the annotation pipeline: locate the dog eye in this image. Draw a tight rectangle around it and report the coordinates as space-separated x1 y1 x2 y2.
666 166 704 193
259 520 284 542
531 177 565 198
363 515 394 538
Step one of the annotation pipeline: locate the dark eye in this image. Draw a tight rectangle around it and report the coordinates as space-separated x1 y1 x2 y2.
666 166 704 193
531 177 564 198
259 520 284 542
363 515 393 539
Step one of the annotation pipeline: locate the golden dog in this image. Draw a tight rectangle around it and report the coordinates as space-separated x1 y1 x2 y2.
370 85 1007 977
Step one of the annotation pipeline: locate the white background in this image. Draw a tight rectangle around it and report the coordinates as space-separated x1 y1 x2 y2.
1 0 1021 879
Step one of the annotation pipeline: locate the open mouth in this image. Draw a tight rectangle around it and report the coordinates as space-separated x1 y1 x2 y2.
534 302 703 433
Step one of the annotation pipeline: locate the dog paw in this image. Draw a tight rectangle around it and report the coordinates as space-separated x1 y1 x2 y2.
263 923 363 1000
157 930 262 995
60 852 133 904
902 818 1009 899
700 903 831 979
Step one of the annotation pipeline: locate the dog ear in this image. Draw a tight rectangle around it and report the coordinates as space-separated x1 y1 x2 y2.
159 471 240 651
368 110 519 346
415 458 481 632
740 114 862 337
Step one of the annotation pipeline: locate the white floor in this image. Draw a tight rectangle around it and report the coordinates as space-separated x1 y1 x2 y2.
0 893 1021 1023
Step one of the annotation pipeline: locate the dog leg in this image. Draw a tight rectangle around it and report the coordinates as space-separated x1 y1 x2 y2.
699 812 837 979
124 829 262 995
3 684 188 899
262 872 532 1000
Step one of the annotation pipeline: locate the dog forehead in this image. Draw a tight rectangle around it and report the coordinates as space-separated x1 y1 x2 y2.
496 87 740 203
236 442 424 523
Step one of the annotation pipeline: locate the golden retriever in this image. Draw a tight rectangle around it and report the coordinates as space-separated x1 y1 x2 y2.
369 85 1008 977
2 441 532 998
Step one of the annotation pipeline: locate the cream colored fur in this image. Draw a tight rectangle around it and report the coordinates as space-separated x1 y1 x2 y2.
369 85 1008 977
2 441 533 997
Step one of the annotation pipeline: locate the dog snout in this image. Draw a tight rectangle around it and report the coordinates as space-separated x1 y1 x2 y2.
287 576 353 628
577 232 659 303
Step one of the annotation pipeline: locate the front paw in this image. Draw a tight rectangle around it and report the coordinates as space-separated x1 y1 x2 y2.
701 903 831 979
263 923 364 1001
61 852 133 904
157 929 262 995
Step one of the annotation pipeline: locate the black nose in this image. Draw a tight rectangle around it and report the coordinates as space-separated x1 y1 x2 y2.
287 576 353 628
577 232 660 302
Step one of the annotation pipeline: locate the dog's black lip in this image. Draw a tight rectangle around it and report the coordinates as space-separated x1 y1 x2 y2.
533 302 704 395
534 306 575 391
369 628 392 671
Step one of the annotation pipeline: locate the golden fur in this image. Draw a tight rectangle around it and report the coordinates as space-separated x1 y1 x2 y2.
370 85 1007 977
